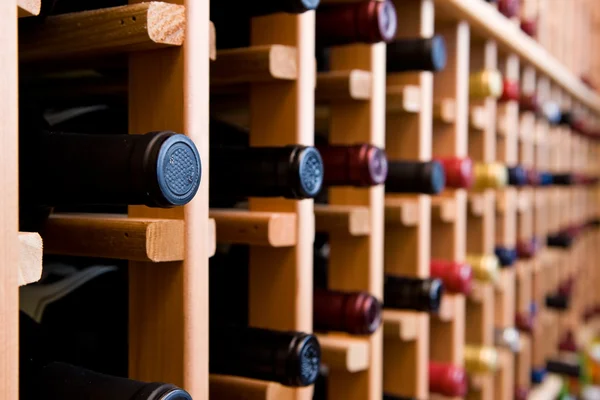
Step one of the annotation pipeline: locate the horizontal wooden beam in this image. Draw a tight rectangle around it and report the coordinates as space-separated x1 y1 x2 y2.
385 197 420 227
19 2 185 63
42 213 184 262
211 45 297 87
435 0 600 112
383 310 419 341
209 375 294 400
314 205 371 236
18 232 43 287
431 197 457 223
316 334 370 373
386 85 421 114
470 105 487 131
316 70 372 102
209 209 297 247
17 0 40 17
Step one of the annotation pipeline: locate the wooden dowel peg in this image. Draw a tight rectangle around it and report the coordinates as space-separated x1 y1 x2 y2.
208 218 216 258
314 205 370 236
431 197 457 223
209 21 216 61
437 295 457 322
209 209 297 247
42 213 184 262
19 2 185 63
18 232 43 287
433 99 456 124
386 85 421 114
470 105 488 131
18 0 40 17
209 375 294 400
315 70 372 102
382 310 419 342
211 45 297 87
316 334 370 373
385 197 420 227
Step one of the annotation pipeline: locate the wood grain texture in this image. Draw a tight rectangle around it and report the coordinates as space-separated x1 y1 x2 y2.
42 214 184 262
314 205 370 236
17 0 40 17
209 209 296 247
433 98 456 124
0 0 19 396
211 45 297 86
316 334 370 373
20 2 185 62
209 375 295 400
384 197 420 227
386 85 421 113
436 0 600 112
383 310 419 341
18 232 42 287
127 0 210 397
316 70 372 102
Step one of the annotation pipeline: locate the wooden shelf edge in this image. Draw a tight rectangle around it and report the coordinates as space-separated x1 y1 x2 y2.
210 209 297 247
316 69 372 102
314 204 371 236
435 0 600 112
386 85 421 114
209 375 295 400
17 0 40 17
315 333 370 373
18 232 43 287
383 309 420 342
385 197 420 227
432 197 457 223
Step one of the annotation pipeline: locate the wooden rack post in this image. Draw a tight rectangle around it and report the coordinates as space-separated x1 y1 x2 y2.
1 0 19 398
127 0 210 397
323 20 386 400
383 1 433 398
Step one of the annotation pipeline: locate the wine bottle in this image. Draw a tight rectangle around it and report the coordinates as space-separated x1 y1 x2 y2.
516 237 539 259
20 310 192 400
507 165 528 186
547 232 573 248
521 18 537 37
210 145 324 199
520 93 538 112
387 35 447 73
526 168 541 186
545 294 569 310
429 362 468 397
465 254 499 283
515 311 534 333
384 276 444 313
494 246 517 267
539 171 554 186
546 357 581 378
430 259 473 295
464 345 499 373
434 157 474 189
317 143 388 187
209 325 321 387
313 288 382 334
541 101 562 125
472 162 508 190
385 160 446 195
550 173 575 186
499 78 520 102
497 0 520 18
470 70 503 99
316 0 397 47
494 327 522 353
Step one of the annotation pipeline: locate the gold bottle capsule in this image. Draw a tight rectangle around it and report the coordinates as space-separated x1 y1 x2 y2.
469 69 503 99
465 254 499 283
473 162 508 190
464 345 499 374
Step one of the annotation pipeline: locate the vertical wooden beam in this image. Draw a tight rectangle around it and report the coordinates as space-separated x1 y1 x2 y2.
0 0 19 398
127 0 210 397
248 12 316 400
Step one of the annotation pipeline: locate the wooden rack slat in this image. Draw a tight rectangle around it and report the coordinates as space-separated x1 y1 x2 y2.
316 334 371 373
314 205 371 236
383 310 420 341
1 0 19 396
385 198 420 227
209 375 294 400
19 2 185 62
316 70 372 102
18 232 42 287
386 85 421 114
209 209 297 247
211 45 297 86
42 214 185 262
436 0 600 112
17 0 40 17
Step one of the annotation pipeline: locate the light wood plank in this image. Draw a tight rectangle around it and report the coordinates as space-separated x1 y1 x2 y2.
316 334 370 373
316 70 372 102
209 375 295 400
20 2 185 62
383 310 419 341
18 232 43 287
210 209 297 247
385 197 420 227
314 204 371 236
386 85 421 113
17 0 40 17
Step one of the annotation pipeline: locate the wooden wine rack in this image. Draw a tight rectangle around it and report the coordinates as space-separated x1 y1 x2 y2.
5 0 600 399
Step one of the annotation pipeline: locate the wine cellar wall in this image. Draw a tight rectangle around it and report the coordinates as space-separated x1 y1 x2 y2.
5 0 600 399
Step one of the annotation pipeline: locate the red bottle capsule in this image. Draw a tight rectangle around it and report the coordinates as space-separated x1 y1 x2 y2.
516 237 538 259
520 18 537 37
515 312 534 333
434 157 474 189
498 0 520 18
429 362 468 397
499 79 520 102
519 94 538 113
313 288 382 335
515 386 529 400
430 259 473 295
526 168 541 186
317 143 388 187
